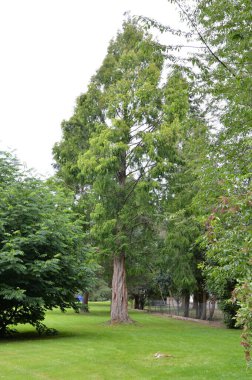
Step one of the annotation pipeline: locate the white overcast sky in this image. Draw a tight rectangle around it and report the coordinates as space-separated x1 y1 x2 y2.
0 0 183 178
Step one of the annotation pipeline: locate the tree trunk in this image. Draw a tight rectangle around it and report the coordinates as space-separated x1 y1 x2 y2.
134 294 140 310
81 291 89 312
111 252 130 323
183 293 190 318
208 295 216 321
198 291 203 319
139 295 145 310
201 292 207 320
193 292 200 319
133 293 145 310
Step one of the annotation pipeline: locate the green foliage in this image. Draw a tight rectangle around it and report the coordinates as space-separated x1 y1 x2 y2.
234 279 252 367
53 92 103 190
53 20 195 321
179 0 252 360
159 111 208 302
139 0 251 338
0 152 89 336
148 0 251 330
89 277 111 301
191 0 252 334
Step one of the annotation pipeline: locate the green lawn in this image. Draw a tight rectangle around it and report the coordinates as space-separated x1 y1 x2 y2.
0 303 249 379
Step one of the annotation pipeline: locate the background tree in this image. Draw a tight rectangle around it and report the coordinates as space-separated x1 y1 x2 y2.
188 0 251 335
140 0 251 361
126 219 164 310
164 0 251 362
0 152 89 336
159 73 209 318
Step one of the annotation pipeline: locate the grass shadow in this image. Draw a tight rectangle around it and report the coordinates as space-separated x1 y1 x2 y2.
0 331 76 343
0 327 105 343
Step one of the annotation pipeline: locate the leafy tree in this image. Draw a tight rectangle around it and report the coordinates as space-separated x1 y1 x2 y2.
53 89 106 312
141 0 251 360
54 20 189 323
0 152 89 336
76 21 168 323
159 83 209 317
164 0 251 362
187 0 251 340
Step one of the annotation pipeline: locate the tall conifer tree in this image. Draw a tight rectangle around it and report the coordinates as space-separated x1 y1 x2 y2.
54 20 188 322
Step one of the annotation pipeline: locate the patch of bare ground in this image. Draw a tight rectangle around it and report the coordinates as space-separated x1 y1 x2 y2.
150 312 225 328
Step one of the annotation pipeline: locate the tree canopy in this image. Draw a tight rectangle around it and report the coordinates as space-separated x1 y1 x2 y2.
0 152 89 336
147 0 252 362
54 20 199 323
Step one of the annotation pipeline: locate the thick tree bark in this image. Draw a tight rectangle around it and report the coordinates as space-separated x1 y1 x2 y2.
111 252 130 323
110 151 131 323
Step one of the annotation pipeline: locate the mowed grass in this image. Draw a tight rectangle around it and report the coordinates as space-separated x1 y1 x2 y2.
0 303 249 380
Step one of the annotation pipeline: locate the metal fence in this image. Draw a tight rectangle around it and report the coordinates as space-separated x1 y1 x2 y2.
147 299 223 321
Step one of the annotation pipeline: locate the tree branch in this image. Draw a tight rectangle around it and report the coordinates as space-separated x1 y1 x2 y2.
173 0 236 77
